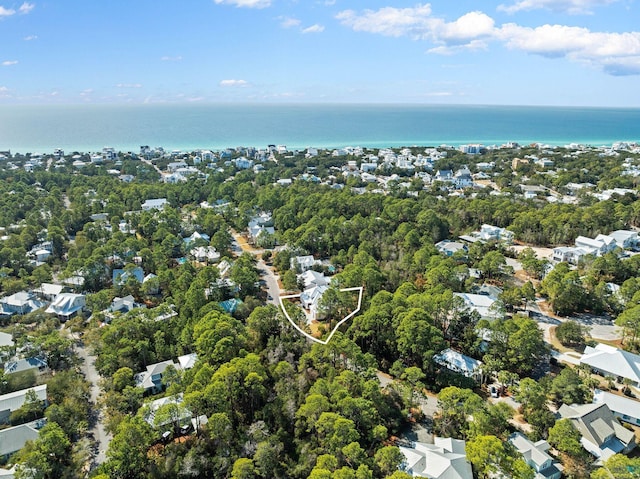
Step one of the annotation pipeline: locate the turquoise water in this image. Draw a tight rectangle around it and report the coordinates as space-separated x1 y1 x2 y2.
1 104 639 153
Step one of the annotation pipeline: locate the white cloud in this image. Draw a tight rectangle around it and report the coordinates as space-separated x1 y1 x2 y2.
335 4 435 38
19 2 34 14
116 83 143 88
220 79 250 87
337 4 640 75
279 16 301 28
0 6 16 16
336 5 495 50
2 60 18 66
302 24 325 34
24 35 38 41
79 88 93 96
213 0 270 8
498 0 617 15
160 55 182 61
0 86 8 92
498 23 640 74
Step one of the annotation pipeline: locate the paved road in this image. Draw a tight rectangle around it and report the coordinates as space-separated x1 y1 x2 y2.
231 231 281 306
75 338 111 467
257 258 280 306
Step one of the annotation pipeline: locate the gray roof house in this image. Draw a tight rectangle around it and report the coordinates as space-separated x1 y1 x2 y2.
593 389 640 427
399 437 472 479
0 385 47 424
112 267 145 287
508 432 562 479
579 343 640 387
3 356 48 376
0 423 40 460
559 402 636 461
134 360 179 395
0 292 44 316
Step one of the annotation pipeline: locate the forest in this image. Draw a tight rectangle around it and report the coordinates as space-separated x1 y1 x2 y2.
0 143 639 478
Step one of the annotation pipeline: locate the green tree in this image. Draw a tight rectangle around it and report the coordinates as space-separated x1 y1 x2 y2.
104 416 154 479
231 458 257 479
555 321 587 347
374 446 405 477
466 435 533 479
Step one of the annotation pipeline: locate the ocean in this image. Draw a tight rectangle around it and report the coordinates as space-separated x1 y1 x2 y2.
1 103 639 154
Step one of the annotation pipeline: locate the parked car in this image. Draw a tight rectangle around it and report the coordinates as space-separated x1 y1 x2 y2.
490 385 499 398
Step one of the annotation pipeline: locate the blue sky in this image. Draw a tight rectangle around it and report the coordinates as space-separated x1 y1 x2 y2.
1 0 639 106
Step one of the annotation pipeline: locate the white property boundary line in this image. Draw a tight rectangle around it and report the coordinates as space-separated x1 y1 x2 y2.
278 286 364 345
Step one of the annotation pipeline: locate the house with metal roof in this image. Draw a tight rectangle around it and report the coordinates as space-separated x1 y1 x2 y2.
559 402 636 461
579 343 640 387
0 384 47 424
508 432 562 479
45 292 85 320
399 437 472 479
0 422 40 460
433 348 483 382
593 389 640 427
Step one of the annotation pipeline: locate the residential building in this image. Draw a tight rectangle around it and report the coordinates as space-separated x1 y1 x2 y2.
579 343 640 387
399 437 473 479
35 283 64 301
593 389 640 426
183 231 210 246
574 235 616 256
435 240 468 257
454 293 500 321
508 432 562 479
141 198 168 211
433 348 483 381
290 255 320 272
0 422 40 460
190 246 220 263
0 385 47 424
608 230 639 250
474 224 514 244
0 292 44 317
135 359 180 395
3 357 48 376
45 292 86 320
112 266 145 287
141 393 192 429
552 246 588 265
558 402 636 461
247 213 275 244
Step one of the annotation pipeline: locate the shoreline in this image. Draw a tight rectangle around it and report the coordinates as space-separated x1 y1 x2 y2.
4 138 639 155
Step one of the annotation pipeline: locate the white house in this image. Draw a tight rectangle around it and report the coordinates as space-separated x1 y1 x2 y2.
142 393 192 429
0 292 44 317
508 432 562 479
579 343 640 387
190 246 220 263
454 293 500 321
474 224 514 244
574 236 615 256
552 246 588 265
433 348 483 381
45 293 86 320
142 198 168 211
608 230 639 250
399 437 472 479
593 389 640 427
290 255 320 272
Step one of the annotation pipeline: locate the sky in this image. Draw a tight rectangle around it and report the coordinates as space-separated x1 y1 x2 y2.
0 0 639 106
